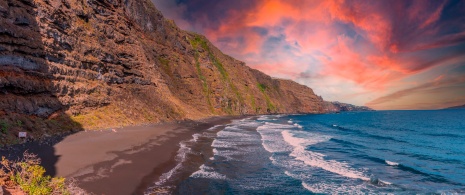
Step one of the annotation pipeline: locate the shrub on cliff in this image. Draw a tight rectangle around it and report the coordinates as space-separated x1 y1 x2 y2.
0 152 87 195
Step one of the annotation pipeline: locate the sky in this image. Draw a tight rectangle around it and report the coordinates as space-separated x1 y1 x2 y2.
152 0 465 110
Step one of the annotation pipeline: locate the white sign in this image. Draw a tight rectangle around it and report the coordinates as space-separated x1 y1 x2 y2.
18 132 27 138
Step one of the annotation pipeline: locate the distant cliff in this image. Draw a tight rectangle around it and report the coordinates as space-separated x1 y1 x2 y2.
324 101 374 112
443 104 465 109
0 0 325 144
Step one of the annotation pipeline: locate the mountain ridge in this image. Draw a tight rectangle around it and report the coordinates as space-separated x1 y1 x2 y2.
0 0 325 144
324 101 374 112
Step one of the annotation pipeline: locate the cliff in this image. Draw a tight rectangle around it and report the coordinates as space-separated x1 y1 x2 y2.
0 0 325 144
443 104 465 110
324 101 374 112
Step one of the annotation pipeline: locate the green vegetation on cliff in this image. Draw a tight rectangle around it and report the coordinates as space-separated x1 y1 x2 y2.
190 34 245 114
190 35 214 112
257 83 277 112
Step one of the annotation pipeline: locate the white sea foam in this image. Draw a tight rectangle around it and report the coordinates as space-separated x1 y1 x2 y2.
211 123 260 161
154 139 195 186
212 148 219 155
238 121 262 128
302 181 372 194
281 130 331 146
284 170 312 179
217 128 254 139
192 133 201 142
281 130 371 181
385 160 399 166
152 126 225 187
190 164 227 180
211 139 228 148
207 125 223 131
257 122 295 131
259 123 372 184
257 115 271 121
256 123 296 153
284 171 375 194
258 129 291 153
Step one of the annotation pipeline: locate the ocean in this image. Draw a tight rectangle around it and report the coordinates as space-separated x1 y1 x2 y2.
148 110 465 194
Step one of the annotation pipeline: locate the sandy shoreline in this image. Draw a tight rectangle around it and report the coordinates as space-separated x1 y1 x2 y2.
1 116 245 195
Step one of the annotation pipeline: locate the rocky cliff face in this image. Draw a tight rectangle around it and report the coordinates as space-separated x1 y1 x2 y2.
0 0 325 143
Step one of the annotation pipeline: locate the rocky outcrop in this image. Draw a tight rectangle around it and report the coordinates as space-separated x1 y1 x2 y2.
324 101 374 112
0 0 325 143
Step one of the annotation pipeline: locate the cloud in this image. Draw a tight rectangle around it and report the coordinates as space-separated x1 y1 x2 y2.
151 0 191 29
366 75 465 107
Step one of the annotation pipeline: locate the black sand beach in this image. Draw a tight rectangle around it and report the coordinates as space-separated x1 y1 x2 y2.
1 116 244 195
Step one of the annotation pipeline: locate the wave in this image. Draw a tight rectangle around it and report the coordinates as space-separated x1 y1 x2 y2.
192 133 202 142
292 123 303 129
356 153 459 185
281 130 331 147
281 130 371 181
395 151 464 165
207 125 224 131
237 120 262 128
257 115 272 121
257 122 296 131
423 133 465 138
327 123 409 144
385 160 399 166
301 181 376 194
381 162 455 184
257 128 291 153
367 134 408 143
396 164 431 176
153 133 199 186
256 121 311 154
212 122 262 161
352 154 394 165
150 123 228 189
190 164 227 180
330 138 367 149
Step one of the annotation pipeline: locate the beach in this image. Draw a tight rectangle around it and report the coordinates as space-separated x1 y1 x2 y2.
0 116 243 195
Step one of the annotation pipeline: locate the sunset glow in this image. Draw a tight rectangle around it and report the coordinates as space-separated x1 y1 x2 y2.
154 0 465 110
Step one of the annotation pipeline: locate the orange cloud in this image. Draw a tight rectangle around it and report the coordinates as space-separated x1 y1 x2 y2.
366 75 465 107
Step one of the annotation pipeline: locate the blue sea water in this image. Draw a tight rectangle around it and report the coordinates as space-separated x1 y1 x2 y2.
155 110 465 194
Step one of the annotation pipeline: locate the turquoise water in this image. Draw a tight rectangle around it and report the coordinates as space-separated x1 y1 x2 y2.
156 110 465 194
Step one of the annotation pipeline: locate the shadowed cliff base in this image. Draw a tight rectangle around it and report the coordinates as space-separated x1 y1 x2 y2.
0 0 84 177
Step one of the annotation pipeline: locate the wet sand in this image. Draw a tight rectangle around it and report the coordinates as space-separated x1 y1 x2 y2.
1 116 243 195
